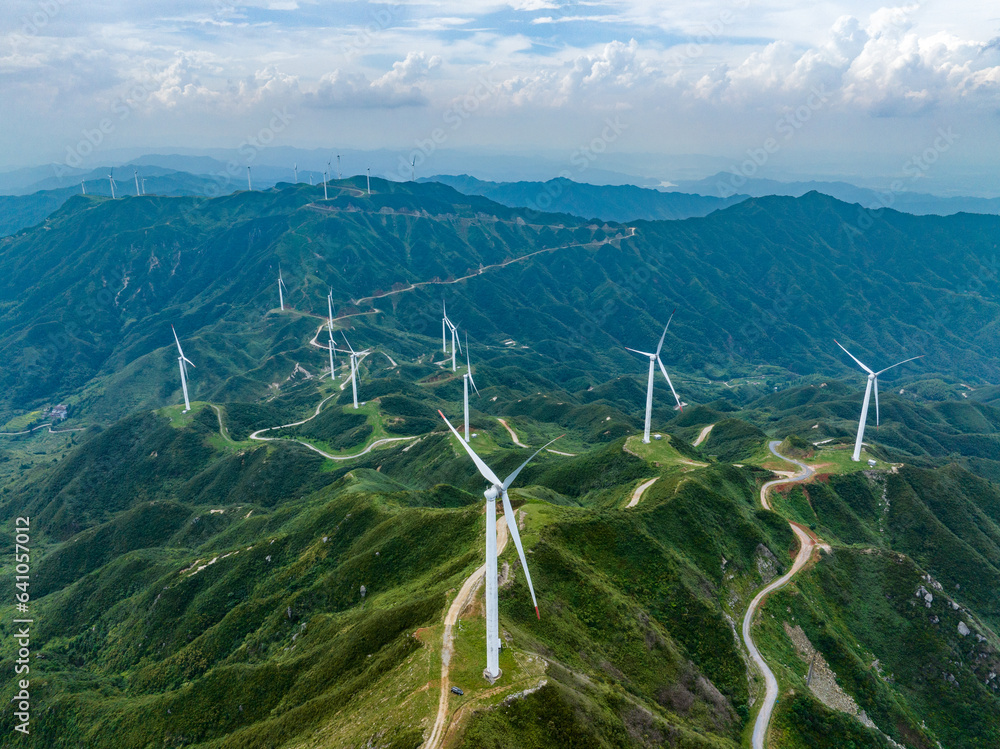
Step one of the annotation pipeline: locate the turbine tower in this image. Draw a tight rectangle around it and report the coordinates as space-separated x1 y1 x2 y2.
108 169 117 199
247 166 252 191
171 325 196 412
81 181 86 195
326 291 337 379
337 154 341 179
366 167 371 195
626 310 683 443
323 169 329 200
277 266 287 311
439 410 558 681
411 157 415 182
835 340 923 462
293 163 298 183
463 333 480 441
134 170 140 196
141 178 147 195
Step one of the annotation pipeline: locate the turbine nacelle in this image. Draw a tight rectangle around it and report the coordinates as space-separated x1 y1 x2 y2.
484 485 499 501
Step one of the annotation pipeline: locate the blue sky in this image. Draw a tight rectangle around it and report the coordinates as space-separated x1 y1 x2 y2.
2 1 999 189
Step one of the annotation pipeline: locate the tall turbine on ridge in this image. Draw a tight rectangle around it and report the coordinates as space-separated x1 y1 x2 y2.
463 333 480 441
835 340 923 462
411 157 415 182
81 181 86 195
108 169 117 199
342 332 361 409
277 266 287 311
626 310 683 443
326 291 338 379
337 154 341 179
366 167 371 195
293 163 298 183
439 410 559 681
247 166 252 191
323 170 329 200
134 170 140 196
171 325 196 412
441 301 461 371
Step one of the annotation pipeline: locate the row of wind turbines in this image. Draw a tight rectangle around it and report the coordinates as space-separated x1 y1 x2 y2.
167 273 922 684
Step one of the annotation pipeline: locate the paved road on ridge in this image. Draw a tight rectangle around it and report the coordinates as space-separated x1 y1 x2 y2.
744 441 819 749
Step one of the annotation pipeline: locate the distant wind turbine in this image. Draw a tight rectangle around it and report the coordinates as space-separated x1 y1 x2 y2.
293 163 298 183
323 169 329 200
366 167 371 195
626 310 683 443
342 332 364 409
337 154 341 180
277 266 287 311
133 170 140 196
463 333 480 441
439 410 559 681
441 301 461 371
140 178 147 195
81 181 86 195
835 340 923 462
171 325 196 412
411 157 415 182
247 166 252 191
108 169 117 199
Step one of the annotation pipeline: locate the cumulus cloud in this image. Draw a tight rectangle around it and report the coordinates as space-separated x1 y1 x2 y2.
307 52 440 109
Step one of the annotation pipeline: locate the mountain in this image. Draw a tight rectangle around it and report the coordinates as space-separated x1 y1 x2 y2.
668 173 1000 217
423 174 747 222
0 179 999 747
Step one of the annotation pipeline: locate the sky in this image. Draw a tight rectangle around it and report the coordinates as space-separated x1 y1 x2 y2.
2 1 999 191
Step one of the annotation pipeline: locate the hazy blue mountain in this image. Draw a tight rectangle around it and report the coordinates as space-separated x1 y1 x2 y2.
425 174 747 221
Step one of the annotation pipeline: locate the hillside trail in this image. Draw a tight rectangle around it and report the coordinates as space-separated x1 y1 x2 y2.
626 477 659 508
496 418 527 447
424 513 511 749
744 440 826 749
693 423 715 447
0 422 87 437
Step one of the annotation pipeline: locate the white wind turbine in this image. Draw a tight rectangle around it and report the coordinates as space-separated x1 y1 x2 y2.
81 181 86 195
326 291 338 380
439 410 559 681
337 154 341 180
293 163 298 183
277 266 287 311
171 325 196 412
411 157 415 182
323 167 329 200
342 331 368 409
463 333 480 441
107 169 117 199
133 170 140 196
247 166 253 191
441 301 461 371
626 311 683 443
141 178 147 196
366 167 371 195
835 340 923 462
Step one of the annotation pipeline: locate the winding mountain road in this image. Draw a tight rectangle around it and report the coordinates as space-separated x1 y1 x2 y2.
496 418 527 447
425 514 511 749
693 423 715 447
626 477 659 508
744 441 819 749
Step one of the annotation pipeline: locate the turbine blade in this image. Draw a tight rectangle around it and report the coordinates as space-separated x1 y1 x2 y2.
469 373 480 397
502 435 564 492
655 309 676 357
656 356 682 411
438 410 504 487
501 490 540 619
171 325 185 358
875 354 924 376
625 347 655 357
341 331 356 354
183 356 196 368
835 340 875 375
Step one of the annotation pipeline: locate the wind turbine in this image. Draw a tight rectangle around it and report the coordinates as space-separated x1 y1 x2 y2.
133 170 140 196
293 163 298 183
337 154 341 179
277 266 287 311
247 166 252 191
140 178 147 195
366 167 371 195
441 301 461 371
107 169 117 199
342 332 361 409
626 310 683 443
439 410 558 681
463 333 480 441
171 325 196 412
81 181 86 195
326 291 338 379
835 340 923 462
411 157 415 182
323 168 329 200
